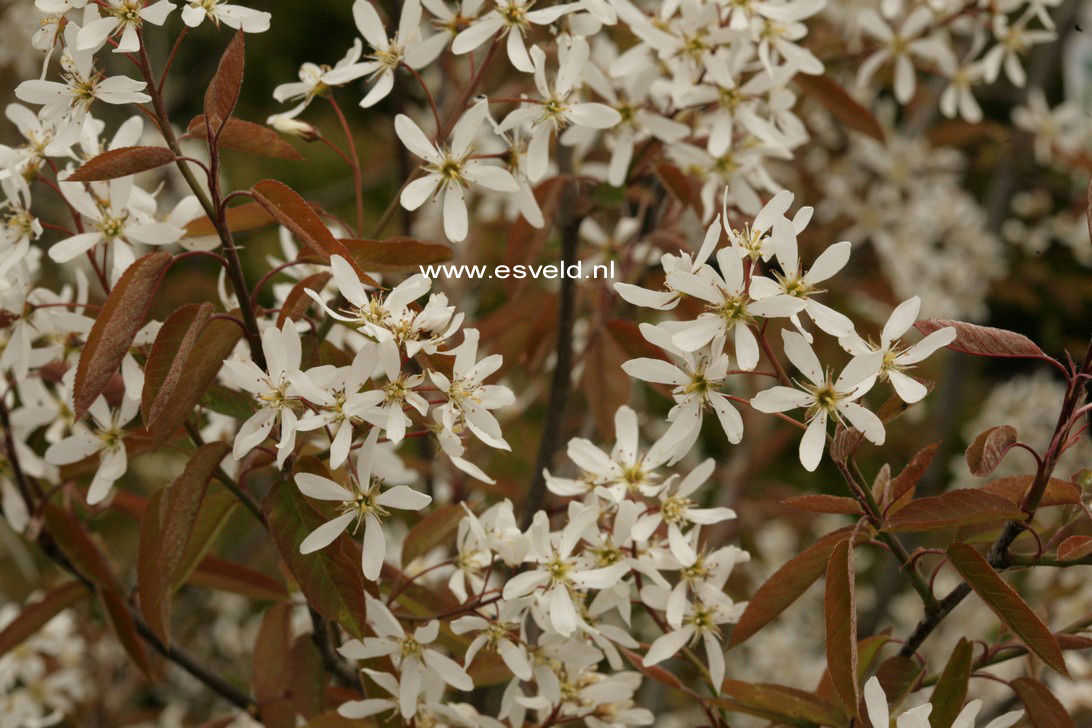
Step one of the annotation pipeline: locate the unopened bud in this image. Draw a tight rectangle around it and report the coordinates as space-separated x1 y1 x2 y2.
267 114 320 142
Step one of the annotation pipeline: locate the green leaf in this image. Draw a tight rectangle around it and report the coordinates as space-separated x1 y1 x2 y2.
263 481 369 639
730 527 854 647
201 382 255 420
0 581 86 658
1011 677 1076 727
137 441 231 644
65 146 176 182
929 638 972 728
824 538 859 719
883 489 1025 533
73 251 173 419
946 543 1069 676
172 487 240 587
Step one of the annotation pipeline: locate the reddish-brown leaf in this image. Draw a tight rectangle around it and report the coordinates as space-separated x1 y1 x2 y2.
824 538 859 718
883 489 1025 533
187 115 303 160
929 638 972 728
74 251 172 419
43 504 158 679
263 480 369 639
794 74 885 142
137 442 231 645
146 315 244 446
65 146 176 182
581 329 631 438
1011 677 1076 728
277 272 332 327
184 200 276 237
655 163 698 209
204 31 245 136
341 237 453 272
142 302 213 430
946 543 1069 676
401 504 465 568
1057 535 1092 562
783 494 863 515
0 581 86 658
861 656 922 726
730 527 854 647
715 680 846 726
966 425 1018 477
251 179 379 287
254 603 296 728
914 319 1051 361
620 647 690 693
188 556 288 601
886 442 940 514
979 476 1081 508
289 634 328 718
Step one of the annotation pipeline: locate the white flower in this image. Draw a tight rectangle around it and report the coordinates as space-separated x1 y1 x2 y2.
180 0 271 32
857 8 954 103
16 25 151 148
451 0 580 73
77 0 176 54
220 323 328 466
395 100 519 242
50 178 184 275
497 37 622 182
338 596 472 719
270 40 373 119
294 343 381 469
351 0 446 108
981 12 1054 88
633 458 735 567
863 676 1024 728
295 429 431 579
839 296 956 403
751 330 883 471
748 217 854 338
451 598 533 680
622 326 743 461
546 405 674 501
640 585 743 691
45 394 139 505
503 506 629 637
429 328 514 450
665 247 806 367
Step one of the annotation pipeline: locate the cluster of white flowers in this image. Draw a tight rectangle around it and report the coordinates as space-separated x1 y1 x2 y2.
1 0 1088 724
0 597 88 728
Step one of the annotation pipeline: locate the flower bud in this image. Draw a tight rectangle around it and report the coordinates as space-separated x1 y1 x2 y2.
267 114 320 141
